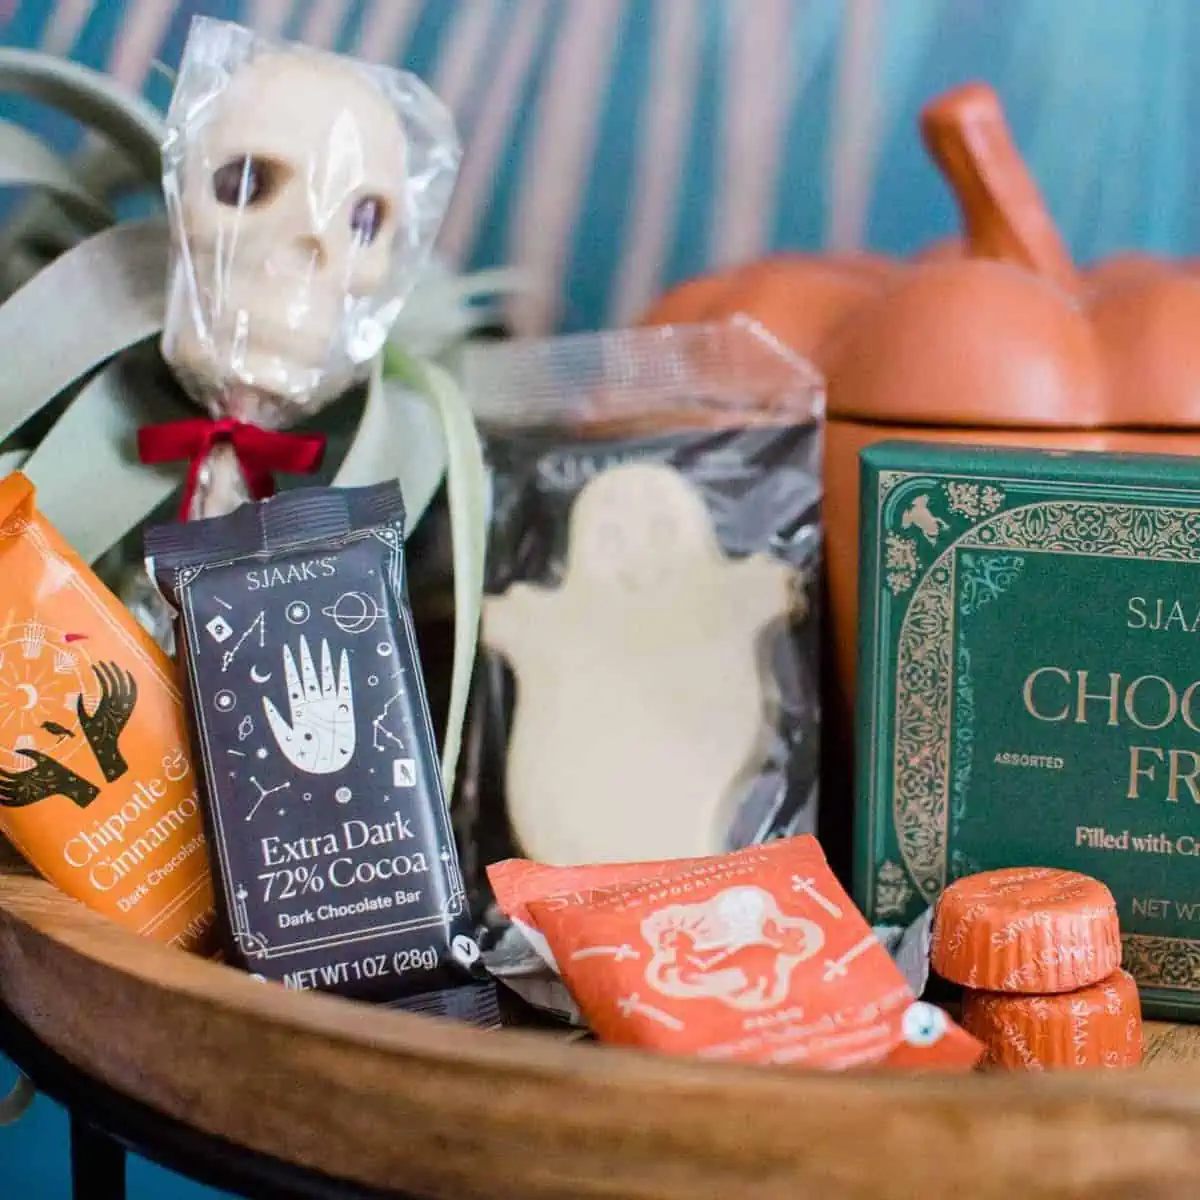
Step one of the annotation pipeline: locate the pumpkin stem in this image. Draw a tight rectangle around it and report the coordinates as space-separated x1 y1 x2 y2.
920 82 1078 295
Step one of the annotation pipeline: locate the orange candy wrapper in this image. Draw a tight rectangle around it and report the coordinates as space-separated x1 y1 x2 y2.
488 852 715 971
962 968 1143 1071
496 838 982 1070
0 474 214 951
931 867 1121 994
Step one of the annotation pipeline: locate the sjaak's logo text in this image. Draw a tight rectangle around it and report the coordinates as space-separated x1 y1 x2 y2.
1128 596 1200 634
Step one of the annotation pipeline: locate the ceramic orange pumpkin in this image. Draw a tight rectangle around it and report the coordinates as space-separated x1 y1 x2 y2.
640 82 1200 759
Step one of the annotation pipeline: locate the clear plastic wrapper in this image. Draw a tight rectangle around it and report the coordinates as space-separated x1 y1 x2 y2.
458 321 825 1004
156 16 460 520
874 907 934 998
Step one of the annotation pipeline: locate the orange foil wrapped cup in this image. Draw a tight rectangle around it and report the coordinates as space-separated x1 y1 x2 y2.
0 474 214 951
931 867 1120 993
526 837 983 1070
962 969 1143 1070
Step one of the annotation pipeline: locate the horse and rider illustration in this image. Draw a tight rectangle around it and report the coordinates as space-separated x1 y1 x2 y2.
643 886 825 1012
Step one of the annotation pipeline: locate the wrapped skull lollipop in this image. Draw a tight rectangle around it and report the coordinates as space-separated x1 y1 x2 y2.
142 16 461 518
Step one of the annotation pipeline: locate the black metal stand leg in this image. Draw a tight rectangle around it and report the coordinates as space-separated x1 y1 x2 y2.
1 1000 398 1199
71 1113 126 1200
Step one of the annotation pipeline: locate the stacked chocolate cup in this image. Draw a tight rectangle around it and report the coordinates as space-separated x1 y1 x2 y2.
931 867 1143 1070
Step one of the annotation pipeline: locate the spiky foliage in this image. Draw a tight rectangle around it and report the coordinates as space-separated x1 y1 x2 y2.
0 47 516 794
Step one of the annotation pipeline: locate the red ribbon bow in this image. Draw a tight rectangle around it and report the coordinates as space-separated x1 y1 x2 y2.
137 417 326 519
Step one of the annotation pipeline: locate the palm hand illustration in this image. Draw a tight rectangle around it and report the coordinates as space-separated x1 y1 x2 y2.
0 749 99 809
77 662 138 783
263 636 355 774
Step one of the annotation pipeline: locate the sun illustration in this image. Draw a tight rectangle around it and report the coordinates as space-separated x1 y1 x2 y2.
0 621 95 771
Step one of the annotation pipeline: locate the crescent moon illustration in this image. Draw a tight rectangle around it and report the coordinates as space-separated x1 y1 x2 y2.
250 666 272 684
17 684 37 710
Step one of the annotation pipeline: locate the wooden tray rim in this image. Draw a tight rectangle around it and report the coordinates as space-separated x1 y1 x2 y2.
5 870 1200 1199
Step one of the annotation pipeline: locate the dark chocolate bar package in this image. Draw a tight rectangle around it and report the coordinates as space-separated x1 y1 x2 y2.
146 483 494 1017
458 323 824 940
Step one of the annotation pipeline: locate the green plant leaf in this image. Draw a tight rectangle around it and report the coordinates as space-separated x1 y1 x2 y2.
0 48 164 300
0 48 164 178
0 219 168 444
386 349 487 800
21 356 189 561
0 139 157 300
390 264 527 358
334 359 448 534
0 120 110 225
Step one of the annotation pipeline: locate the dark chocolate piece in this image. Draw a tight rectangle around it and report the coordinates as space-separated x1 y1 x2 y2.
147 483 486 1007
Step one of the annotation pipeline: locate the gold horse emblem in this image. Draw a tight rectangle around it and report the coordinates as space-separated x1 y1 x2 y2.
901 495 949 544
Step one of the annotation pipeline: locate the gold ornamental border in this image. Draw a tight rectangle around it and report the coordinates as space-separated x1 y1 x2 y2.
890 496 1200 992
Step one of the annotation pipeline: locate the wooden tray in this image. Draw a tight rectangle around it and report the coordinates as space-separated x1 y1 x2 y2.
3 858 1200 1200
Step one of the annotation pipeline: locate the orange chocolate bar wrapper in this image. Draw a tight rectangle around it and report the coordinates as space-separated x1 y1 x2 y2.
0 474 214 951
527 836 982 1070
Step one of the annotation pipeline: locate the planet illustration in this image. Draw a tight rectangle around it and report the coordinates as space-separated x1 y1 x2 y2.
322 592 385 635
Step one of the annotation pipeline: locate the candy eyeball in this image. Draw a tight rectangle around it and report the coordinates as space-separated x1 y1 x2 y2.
902 1001 949 1047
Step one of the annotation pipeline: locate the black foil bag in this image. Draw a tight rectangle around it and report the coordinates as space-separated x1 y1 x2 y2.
456 326 823 936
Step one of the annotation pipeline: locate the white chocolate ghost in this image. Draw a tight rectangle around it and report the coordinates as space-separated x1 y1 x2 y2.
483 463 796 866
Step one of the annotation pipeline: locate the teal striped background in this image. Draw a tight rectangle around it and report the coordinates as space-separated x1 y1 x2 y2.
1 0 1194 1194
4 0 1198 334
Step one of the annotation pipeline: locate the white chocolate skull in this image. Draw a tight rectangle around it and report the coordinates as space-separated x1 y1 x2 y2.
164 49 408 410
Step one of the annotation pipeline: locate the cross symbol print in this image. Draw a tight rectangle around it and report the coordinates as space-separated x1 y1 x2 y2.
823 934 879 982
791 875 843 918
571 944 639 963
616 993 684 1030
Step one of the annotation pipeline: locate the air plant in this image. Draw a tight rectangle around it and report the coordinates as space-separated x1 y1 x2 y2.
0 45 523 802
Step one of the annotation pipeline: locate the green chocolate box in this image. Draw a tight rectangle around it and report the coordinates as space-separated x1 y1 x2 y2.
855 441 1200 1021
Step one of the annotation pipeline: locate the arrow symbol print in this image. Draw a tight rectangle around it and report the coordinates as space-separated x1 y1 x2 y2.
262 636 355 774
